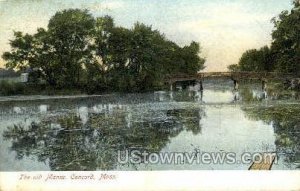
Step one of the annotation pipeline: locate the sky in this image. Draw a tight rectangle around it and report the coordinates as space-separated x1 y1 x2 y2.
0 0 293 71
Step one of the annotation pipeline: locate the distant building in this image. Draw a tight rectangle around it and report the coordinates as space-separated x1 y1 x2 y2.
20 73 29 83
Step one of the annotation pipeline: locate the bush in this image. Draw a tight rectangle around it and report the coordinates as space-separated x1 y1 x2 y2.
0 80 25 96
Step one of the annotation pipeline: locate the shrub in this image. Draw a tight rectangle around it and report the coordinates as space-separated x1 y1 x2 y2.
0 80 25 96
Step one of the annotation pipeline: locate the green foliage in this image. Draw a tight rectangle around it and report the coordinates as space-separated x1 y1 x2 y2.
236 2 300 74
0 80 25 96
2 9 205 93
237 46 274 72
227 64 240 72
2 9 96 87
271 3 300 74
174 41 206 75
46 9 96 87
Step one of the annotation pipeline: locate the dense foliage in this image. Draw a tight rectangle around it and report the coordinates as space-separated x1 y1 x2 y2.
2 9 205 93
236 46 274 72
229 1 300 74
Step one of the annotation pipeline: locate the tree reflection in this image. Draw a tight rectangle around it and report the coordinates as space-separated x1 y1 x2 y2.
238 83 300 102
243 105 300 168
3 106 205 171
167 109 204 134
238 87 268 103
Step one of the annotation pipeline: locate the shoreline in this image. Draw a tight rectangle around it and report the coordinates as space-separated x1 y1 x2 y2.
0 94 112 102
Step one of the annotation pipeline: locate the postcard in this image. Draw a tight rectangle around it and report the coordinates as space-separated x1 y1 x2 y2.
0 0 300 190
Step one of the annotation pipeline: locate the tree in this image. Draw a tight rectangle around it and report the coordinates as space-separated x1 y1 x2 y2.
237 46 274 72
94 15 115 70
126 24 205 90
128 23 166 76
3 9 206 92
2 30 58 85
104 27 133 91
271 1 300 74
227 64 240 72
236 1 300 74
126 23 177 90
3 9 96 87
175 41 205 74
46 9 95 86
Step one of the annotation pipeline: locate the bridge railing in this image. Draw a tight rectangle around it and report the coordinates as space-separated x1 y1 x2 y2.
165 72 297 83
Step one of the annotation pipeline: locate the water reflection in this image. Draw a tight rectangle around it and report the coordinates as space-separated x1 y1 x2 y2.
39 105 48 114
239 88 268 102
243 105 300 169
1 79 299 171
232 90 240 103
3 104 205 171
162 86 271 104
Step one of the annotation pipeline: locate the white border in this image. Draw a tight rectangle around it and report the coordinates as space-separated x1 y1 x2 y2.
1 171 300 191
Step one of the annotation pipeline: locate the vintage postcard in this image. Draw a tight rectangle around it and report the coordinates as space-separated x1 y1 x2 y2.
0 0 300 190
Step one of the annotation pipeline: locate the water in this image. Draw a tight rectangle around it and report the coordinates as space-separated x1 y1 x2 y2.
0 79 299 171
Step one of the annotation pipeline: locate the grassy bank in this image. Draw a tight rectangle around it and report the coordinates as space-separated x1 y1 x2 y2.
0 80 166 96
0 81 84 96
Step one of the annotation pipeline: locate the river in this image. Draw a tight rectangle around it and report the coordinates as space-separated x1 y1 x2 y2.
0 79 299 171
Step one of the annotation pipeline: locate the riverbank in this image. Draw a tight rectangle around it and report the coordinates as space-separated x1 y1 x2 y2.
0 80 166 96
1 78 299 98
0 80 93 96
0 94 113 102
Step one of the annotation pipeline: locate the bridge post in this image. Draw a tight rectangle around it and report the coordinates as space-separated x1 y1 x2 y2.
199 90 203 102
195 80 203 102
233 80 239 90
262 80 267 91
170 83 173 91
261 79 268 99
199 80 203 91
168 82 174 100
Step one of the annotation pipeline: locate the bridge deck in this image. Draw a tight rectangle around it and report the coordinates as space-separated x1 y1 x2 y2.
165 72 297 84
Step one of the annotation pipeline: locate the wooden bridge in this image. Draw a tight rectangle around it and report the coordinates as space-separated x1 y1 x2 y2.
165 72 296 84
165 72 298 91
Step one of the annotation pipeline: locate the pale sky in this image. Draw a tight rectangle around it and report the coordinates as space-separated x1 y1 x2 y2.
0 0 293 71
